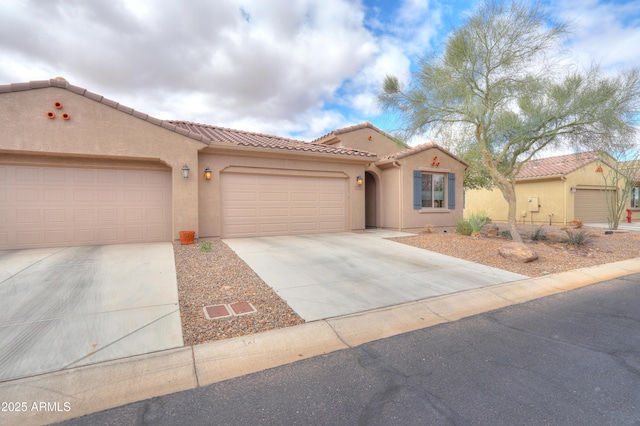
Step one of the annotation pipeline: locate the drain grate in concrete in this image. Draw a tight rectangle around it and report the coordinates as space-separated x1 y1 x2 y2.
203 302 257 320
230 301 257 316
203 304 232 320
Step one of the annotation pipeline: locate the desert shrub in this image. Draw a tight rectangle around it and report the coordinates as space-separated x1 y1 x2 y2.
456 219 473 236
467 211 491 235
423 224 434 234
200 241 213 252
500 230 512 240
561 230 592 246
529 226 547 241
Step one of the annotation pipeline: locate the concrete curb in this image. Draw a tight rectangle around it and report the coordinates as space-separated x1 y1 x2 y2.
2 259 639 425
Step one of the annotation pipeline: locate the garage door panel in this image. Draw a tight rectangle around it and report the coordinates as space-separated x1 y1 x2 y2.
44 168 65 181
44 230 67 244
290 222 318 232
575 189 614 223
45 210 66 222
291 207 318 217
260 207 288 217
17 189 38 202
0 165 171 249
291 192 317 202
99 209 118 221
221 173 347 238
17 210 39 223
260 223 291 233
260 192 288 202
320 220 344 230
98 229 118 241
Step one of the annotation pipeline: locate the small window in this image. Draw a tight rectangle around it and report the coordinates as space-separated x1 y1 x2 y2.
631 187 640 208
421 173 445 208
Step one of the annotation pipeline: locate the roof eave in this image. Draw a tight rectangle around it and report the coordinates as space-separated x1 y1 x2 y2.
201 142 377 163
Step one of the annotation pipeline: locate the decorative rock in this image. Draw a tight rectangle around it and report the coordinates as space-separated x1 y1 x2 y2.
481 223 499 237
546 231 568 243
498 242 539 263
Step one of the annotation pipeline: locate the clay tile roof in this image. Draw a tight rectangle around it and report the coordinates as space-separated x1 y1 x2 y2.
170 121 377 158
382 141 468 166
516 151 601 179
311 121 408 148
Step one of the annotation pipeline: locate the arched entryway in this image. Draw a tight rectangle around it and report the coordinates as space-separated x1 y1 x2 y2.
365 171 377 228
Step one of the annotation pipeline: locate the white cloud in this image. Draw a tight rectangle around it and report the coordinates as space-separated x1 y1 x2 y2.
2 0 635 141
553 0 640 71
0 0 380 138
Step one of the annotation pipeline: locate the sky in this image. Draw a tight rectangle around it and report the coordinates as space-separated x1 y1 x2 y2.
1 0 639 143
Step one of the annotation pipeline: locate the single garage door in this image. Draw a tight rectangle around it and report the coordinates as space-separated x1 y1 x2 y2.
0 164 172 249
221 173 347 238
574 188 615 223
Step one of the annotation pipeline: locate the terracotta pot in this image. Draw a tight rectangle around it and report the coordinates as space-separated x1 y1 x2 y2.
179 230 195 245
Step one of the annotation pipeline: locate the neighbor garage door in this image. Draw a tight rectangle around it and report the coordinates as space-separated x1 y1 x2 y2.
0 164 172 249
221 173 347 238
574 188 614 223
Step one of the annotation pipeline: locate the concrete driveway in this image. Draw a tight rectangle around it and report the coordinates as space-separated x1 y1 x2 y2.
224 230 528 321
0 243 183 382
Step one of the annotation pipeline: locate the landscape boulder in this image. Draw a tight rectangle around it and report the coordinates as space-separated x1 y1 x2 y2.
481 223 500 237
545 231 568 243
498 242 539 263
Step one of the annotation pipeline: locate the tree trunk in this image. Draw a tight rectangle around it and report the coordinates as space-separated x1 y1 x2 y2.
475 129 523 243
504 183 523 243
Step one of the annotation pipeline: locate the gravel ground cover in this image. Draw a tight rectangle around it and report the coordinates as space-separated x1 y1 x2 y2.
174 240 304 347
174 224 640 347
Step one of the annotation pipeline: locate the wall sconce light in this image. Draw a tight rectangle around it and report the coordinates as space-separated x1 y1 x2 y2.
570 186 577 193
356 175 363 186
204 167 212 181
181 164 190 179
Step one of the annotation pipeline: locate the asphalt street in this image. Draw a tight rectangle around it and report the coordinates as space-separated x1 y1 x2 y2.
60 274 640 425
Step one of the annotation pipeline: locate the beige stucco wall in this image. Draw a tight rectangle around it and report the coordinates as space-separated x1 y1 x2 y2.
398 148 466 230
0 87 206 240
465 161 620 225
198 150 367 237
327 128 407 157
379 166 401 228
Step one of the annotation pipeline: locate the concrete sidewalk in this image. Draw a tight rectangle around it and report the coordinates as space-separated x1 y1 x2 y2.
3 257 640 426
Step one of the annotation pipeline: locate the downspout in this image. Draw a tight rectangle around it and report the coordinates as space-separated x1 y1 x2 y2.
399 164 403 231
562 176 568 226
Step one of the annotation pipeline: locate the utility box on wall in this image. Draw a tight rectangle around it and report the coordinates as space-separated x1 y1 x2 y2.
528 197 540 212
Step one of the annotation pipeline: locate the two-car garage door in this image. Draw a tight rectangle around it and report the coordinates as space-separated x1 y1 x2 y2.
0 164 172 249
221 173 347 238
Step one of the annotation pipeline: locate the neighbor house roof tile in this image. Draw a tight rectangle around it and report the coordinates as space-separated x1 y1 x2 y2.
516 151 601 179
0 79 377 159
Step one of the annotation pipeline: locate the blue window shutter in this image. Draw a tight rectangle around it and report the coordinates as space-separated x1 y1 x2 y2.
413 171 422 210
448 173 456 209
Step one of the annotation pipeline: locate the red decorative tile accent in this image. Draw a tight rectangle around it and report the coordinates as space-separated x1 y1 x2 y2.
203 304 232 320
230 301 256 316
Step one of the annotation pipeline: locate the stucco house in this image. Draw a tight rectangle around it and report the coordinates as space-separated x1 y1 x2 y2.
314 123 468 230
464 151 630 226
0 79 466 250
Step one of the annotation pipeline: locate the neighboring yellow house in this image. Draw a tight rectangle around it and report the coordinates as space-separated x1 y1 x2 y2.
464 151 633 225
